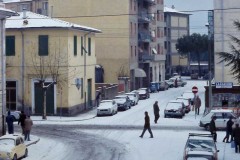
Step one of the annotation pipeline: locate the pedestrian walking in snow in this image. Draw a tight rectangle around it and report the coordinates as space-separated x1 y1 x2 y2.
174 78 178 88
24 115 33 141
153 101 160 124
209 116 217 142
95 91 101 107
6 111 14 134
223 117 234 143
194 95 201 115
139 111 153 138
18 111 26 135
232 123 240 153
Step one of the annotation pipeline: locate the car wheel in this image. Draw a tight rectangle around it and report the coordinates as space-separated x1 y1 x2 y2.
13 154 17 160
111 111 114 116
24 148 28 158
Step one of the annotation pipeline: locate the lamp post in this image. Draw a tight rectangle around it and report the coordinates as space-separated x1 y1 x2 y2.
205 22 212 111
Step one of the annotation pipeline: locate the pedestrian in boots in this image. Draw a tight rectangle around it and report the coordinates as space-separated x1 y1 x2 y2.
209 116 217 142
24 115 33 141
18 111 26 135
153 101 160 124
95 91 101 107
223 117 234 143
139 111 153 138
6 111 14 134
232 123 240 153
194 95 201 115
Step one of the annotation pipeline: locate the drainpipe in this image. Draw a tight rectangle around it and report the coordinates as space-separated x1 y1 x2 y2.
20 30 25 112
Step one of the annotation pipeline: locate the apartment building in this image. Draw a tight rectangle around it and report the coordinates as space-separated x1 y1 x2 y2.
4 0 48 16
164 6 190 77
0 4 18 135
49 0 165 89
5 11 100 116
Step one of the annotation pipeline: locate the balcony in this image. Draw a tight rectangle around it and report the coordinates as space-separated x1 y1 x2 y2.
139 53 154 63
153 54 166 61
138 12 151 23
143 0 156 5
138 33 152 43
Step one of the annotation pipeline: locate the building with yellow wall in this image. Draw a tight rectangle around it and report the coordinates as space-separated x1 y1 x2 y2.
5 11 100 116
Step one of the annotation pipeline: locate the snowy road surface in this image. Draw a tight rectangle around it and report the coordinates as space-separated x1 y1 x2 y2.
16 80 239 160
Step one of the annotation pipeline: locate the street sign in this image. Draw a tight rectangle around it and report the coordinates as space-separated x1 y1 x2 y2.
215 82 233 88
192 86 198 94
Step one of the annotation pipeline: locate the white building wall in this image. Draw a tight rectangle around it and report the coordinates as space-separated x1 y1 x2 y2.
214 0 240 84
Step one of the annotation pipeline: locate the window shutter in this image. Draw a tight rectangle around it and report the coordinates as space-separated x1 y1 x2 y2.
6 36 15 56
38 35 48 56
74 36 77 56
88 38 91 56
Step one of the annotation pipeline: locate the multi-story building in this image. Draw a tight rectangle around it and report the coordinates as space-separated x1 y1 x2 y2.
164 6 190 77
4 0 48 16
5 11 100 116
49 0 165 89
0 4 18 135
138 0 165 86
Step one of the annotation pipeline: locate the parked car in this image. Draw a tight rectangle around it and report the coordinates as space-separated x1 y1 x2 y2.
131 90 140 101
176 97 191 113
159 81 169 91
114 95 131 111
138 88 150 99
199 109 240 130
6 111 21 122
183 133 219 160
97 100 118 116
164 100 185 118
125 92 138 106
169 77 187 87
182 91 195 105
165 80 174 88
0 134 28 160
149 82 160 93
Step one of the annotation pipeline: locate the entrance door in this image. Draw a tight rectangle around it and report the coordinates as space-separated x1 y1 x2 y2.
87 79 92 107
6 81 17 110
34 82 54 115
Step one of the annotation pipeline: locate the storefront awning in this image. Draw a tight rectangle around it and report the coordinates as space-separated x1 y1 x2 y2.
134 68 146 78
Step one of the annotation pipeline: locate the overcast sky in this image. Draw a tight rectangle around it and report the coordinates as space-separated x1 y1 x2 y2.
165 0 214 35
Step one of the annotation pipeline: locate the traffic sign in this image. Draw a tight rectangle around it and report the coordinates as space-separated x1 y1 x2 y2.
192 86 198 94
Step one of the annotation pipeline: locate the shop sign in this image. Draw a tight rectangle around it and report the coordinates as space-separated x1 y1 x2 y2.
215 82 233 88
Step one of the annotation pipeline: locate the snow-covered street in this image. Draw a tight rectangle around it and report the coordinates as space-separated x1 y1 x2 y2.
18 79 239 160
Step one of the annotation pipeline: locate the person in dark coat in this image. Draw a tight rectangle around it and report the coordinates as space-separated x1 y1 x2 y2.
209 116 217 142
174 78 178 88
232 123 240 153
139 111 153 138
18 111 26 134
6 111 14 134
223 117 234 143
194 95 201 115
153 101 160 124
95 91 101 107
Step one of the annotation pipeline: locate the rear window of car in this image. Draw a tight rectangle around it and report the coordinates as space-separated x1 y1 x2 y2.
0 138 15 145
166 102 182 109
187 139 215 149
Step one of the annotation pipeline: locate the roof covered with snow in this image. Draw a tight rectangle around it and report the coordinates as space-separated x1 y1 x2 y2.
0 6 18 17
5 11 101 33
164 6 191 15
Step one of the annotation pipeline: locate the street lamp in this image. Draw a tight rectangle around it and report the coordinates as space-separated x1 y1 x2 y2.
205 22 212 111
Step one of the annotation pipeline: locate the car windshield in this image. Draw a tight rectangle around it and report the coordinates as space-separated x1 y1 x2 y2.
176 99 188 105
187 139 215 150
166 102 181 109
187 155 213 160
0 138 15 145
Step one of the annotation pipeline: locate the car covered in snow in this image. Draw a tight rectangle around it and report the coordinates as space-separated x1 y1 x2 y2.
182 91 195 105
0 134 28 160
183 133 219 160
176 97 191 113
164 100 185 118
199 109 240 130
114 95 131 110
138 88 150 100
97 100 118 116
125 92 138 106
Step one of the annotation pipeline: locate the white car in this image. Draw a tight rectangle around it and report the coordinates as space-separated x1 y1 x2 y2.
0 134 28 160
125 92 138 106
199 109 240 130
97 100 118 116
176 97 191 113
114 95 131 110
164 100 185 118
182 91 195 105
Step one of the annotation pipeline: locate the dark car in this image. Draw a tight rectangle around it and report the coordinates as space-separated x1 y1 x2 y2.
159 81 169 91
114 95 131 111
138 88 150 100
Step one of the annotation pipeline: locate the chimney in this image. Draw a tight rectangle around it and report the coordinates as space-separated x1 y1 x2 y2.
23 8 27 19
171 5 175 9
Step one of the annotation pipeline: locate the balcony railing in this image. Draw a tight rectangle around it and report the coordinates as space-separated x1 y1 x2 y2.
153 54 166 61
139 53 154 62
138 12 151 23
138 33 152 43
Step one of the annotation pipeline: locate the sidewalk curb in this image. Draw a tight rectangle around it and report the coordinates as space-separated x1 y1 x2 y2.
26 137 40 147
32 115 97 122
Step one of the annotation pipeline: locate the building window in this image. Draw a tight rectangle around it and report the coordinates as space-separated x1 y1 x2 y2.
81 36 83 56
74 36 77 56
6 81 17 110
88 38 91 56
131 46 133 57
6 36 15 56
20 3 30 11
38 35 48 56
42 1 48 10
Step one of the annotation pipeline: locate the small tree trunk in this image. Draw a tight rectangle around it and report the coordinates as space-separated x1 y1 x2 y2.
42 89 47 120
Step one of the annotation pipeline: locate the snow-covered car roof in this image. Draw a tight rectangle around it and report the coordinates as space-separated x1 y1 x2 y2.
176 97 189 100
0 134 22 140
210 109 233 113
168 100 183 104
115 95 128 98
100 100 114 103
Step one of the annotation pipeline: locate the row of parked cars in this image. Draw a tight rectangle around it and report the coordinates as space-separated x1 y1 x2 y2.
96 88 149 116
164 91 195 118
